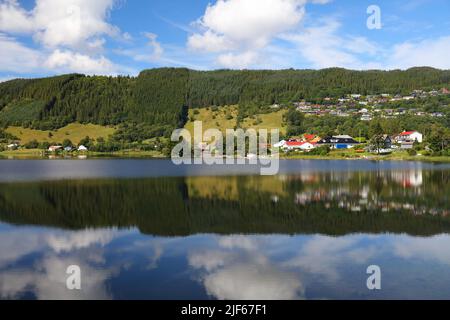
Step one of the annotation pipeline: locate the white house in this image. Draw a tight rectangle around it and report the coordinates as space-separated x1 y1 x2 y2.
273 140 287 148
396 131 423 143
299 142 316 151
48 145 63 152
280 141 317 151
78 145 88 152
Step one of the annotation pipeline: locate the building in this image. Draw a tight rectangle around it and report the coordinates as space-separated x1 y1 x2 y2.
381 135 392 149
400 141 414 150
318 135 359 149
48 146 63 152
279 141 317 151
7 143 19 150
78 145 88 152
396 131 423 143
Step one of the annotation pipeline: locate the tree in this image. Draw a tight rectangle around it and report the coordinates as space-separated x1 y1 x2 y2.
369 121 385 154
79 136 92 148
427 125 450 154
62 139 73 148
285 107 305 137
25 139 39 149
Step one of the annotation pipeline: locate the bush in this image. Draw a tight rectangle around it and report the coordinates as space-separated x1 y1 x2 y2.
308 145 330 156
25 139 39 149
193 109 200 115
407 149 417 156
39 141 50 150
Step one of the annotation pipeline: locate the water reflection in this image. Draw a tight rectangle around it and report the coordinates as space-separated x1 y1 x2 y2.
0 226 122 299
0 165 449 299
0 169 448 236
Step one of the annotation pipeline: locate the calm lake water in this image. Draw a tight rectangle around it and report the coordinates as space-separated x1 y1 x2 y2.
0 159 450 300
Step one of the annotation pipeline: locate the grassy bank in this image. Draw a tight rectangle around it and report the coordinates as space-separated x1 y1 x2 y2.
2 148 450 162
0 149 164 159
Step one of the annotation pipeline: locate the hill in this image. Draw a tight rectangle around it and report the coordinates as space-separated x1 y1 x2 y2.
0 67 449 140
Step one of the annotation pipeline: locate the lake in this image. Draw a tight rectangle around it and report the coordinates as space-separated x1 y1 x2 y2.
0 159 449 300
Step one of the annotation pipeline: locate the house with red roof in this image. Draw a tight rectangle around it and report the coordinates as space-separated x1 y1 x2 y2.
395 131 423 144
280 141 317 151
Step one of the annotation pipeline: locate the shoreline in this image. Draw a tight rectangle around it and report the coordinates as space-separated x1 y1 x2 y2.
1 149 450 163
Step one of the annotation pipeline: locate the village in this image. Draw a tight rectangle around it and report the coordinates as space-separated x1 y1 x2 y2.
290 87 450 121
275 130 423 155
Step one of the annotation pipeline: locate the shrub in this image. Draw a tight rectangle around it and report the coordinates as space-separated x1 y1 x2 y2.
407 149 417 156
25 140 39 149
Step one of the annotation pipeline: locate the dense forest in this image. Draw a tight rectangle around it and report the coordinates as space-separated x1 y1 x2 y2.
1 67 449 138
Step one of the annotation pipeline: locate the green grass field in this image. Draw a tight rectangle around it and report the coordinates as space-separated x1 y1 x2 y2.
185 106 239 136
6 123 116 144
241 109 287 135
185 106 287 136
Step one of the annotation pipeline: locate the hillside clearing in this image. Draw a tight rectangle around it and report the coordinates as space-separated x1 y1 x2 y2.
6 123 116 144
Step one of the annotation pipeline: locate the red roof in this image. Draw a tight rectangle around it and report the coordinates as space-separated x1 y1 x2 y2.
400 131 416 136
304 134 315 141
286 141 306 147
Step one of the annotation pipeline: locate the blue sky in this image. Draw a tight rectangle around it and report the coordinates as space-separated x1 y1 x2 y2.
0 0 449 80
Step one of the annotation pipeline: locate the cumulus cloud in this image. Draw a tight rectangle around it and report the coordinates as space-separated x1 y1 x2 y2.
0 0 117 50
0 0 34 33
44 49 117 75
187 0 316 68
189 0 307 51
0 0 124 75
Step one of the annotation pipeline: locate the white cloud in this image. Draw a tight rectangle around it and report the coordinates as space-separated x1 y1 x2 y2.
0 33 42 73
188 30 235 53
143 32 164 61
0 0 117 51
0 0 34 33
216 51 259 69
188 0 316 68
203 263 303 300
44 49 117 75
388 36 450 70
46 229 118 253
284 235 377 281
0 0 126 75
280 19 382 69
0 256 114 300
393 234 450 265
189 235 304 300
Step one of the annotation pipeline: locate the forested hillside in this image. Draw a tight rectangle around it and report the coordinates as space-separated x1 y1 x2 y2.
1 67 449 137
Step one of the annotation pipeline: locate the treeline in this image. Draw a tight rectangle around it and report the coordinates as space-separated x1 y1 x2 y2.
1 67 449 138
